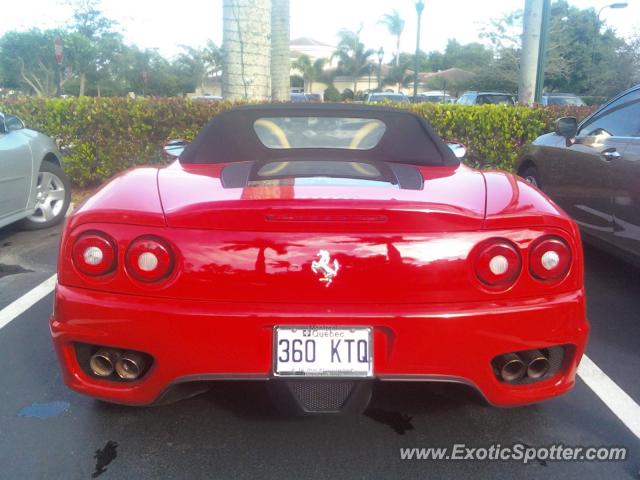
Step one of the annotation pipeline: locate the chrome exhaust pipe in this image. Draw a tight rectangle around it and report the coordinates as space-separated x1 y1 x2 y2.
90 349 120 377
495 353 526 382
521 350 550 379
115 352 146 380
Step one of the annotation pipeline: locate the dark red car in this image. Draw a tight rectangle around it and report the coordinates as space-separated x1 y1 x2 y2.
51 105 589 413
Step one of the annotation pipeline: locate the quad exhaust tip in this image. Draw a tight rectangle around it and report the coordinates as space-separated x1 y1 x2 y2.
115 352 147 381
521 350 551 379
495 353 526 382
494 349 551 383
88 348 149 381
89 349 120 377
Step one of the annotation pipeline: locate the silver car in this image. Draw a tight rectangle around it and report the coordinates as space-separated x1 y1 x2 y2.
0 112 71 230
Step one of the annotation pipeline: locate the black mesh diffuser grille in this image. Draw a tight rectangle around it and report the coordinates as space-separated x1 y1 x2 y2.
287 380 356 412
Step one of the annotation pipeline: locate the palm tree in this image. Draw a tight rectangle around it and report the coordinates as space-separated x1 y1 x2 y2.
382 62 412 90
378 10 405 91
292 54 328 93
176 42 222 92
222 0 271 100
333 29 374 95
271 0 290 101
202 40 223 79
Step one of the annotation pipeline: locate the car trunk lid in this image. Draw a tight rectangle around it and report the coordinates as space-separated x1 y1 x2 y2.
153 162 488 303
158 162 486 233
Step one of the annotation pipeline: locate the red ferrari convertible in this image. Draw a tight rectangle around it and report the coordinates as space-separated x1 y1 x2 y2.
51 105 589 413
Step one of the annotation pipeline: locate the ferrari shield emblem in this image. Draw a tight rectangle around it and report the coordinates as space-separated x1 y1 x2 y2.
311 250 340 287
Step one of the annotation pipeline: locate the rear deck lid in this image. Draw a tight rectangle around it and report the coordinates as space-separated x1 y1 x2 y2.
158 161 486 233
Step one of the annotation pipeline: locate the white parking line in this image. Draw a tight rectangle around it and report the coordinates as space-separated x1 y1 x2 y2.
0 274 57 331
578 354 640 439
0 275 639 440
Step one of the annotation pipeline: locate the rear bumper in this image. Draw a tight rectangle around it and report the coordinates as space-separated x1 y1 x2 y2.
50 284 589 407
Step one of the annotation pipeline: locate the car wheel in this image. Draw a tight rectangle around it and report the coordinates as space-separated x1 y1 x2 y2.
520 165 541 189
19 161 71 230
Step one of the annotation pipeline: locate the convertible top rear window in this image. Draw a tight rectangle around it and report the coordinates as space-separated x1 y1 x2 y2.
179 105 459 167
253 117 386 150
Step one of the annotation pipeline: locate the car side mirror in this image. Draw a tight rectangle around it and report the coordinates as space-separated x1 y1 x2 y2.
554 117 578 139
163 139 188 158
446 141 467 159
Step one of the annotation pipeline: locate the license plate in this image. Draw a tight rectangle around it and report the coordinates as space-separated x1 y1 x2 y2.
274 326 373 377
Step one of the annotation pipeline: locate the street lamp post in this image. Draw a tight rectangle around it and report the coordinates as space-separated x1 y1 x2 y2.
590 2 628 88
377 47 384 92
413 0 425 102
368 64 372 92
534 0 551 104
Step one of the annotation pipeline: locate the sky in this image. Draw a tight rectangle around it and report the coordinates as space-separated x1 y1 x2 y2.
0 0 638 60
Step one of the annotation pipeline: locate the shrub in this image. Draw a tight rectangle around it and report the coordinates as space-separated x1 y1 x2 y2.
323 85 341 102
0 97 236 186
0 97 596 186
340 88 354 101
407 103 594 170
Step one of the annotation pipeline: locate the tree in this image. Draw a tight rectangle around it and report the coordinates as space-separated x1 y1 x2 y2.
66 0 117 96
202 40 223 80
480 10 523 50
542 0 633 97
398 51 429 73
472 47 519 93
174 42 222 94
292 54 328 93
271 0 290 101
480 0 640 98
222 0 272 100
440 40 494 71
378 10 405 91
173 47 207 94
333 28 374 94
0 29 66 96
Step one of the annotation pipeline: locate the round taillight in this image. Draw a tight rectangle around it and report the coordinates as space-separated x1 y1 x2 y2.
72 233 116 276
474 239 522 289
126 236 174 282
529 236 571 281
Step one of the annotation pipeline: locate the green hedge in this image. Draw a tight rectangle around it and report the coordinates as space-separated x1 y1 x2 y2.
0 98 594 186
0 98 237 186
408 103 594 170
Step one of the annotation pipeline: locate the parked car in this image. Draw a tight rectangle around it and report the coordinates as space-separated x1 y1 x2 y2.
190 95 223 101
191 95 222 102
542 93 586 107
366 92 410 104
51 104 587 414
457 92 515 106
517 84 640 262
305 93 323 103
0 113 71 230
290 92 311 102
415 91 455 104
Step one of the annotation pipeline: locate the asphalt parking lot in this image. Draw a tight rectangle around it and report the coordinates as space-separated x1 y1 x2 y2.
0 224 638 479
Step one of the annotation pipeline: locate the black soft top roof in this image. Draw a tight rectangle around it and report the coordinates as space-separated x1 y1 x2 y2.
179 104 459 167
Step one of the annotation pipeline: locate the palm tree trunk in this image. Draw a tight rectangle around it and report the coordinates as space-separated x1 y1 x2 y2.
79 73 86 97
222 0 272 100
270 0 290 101
396 35 401 92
